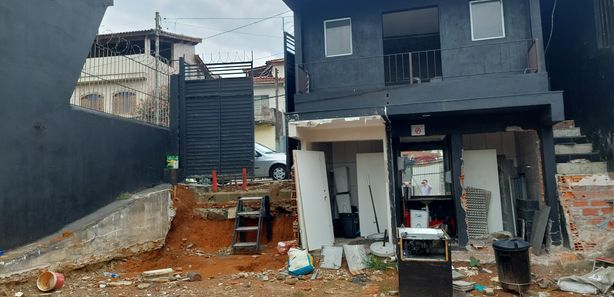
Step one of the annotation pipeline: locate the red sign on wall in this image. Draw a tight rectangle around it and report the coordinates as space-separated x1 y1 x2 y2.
411 124 425 136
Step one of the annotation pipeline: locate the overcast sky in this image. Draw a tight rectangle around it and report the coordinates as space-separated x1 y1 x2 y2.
99 0 293 66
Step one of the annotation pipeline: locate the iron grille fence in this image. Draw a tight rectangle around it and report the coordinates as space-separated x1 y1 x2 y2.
69 38 174 127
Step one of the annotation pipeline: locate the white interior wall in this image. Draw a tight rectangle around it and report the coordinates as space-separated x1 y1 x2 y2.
332 141 383 206
463 149 505 233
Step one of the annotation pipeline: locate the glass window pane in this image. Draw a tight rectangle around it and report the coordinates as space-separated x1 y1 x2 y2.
325 19 352 56
471 0 505 40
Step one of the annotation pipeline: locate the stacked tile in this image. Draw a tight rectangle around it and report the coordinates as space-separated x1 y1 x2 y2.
464 187 492 239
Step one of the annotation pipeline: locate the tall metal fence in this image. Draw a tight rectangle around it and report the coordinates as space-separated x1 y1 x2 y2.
69 37 174 127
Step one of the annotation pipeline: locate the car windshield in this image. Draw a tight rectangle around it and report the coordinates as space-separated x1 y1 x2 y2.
255 143 276 154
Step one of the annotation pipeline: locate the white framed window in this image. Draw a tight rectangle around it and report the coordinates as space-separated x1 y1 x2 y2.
324 17 353 57
469 0 506 41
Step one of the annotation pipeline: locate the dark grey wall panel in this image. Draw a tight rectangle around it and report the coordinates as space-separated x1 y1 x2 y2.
0 0 171 249
182 78 254 177
298 0 533 92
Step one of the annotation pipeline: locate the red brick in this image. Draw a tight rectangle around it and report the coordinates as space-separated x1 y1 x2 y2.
591 200 612 207
573 201 589 207
602 207 613 215
583 208 599 216
609 221 614 230
588 218 604 225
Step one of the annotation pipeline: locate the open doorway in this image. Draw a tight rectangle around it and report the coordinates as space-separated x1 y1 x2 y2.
462 130 545 242
398 136 458 240
382 6 442 85
294 139 393 250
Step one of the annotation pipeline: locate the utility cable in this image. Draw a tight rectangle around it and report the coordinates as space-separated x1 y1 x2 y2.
203 10 290 40
545 0 558 54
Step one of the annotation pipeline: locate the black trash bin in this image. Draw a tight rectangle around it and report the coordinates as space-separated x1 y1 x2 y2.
339 213 359 238
492 239 531 294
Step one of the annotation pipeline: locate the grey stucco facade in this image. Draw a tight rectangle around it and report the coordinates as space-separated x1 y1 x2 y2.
0 0 172 249
284 0 567 246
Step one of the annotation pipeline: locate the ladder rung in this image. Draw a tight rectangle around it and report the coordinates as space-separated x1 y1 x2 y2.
235 226 259 232
233 242 258 248
240 196 264 201
237 211 260 216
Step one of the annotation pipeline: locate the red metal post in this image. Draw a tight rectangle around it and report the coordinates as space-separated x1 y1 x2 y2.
242 167 248 191
212 169 218 192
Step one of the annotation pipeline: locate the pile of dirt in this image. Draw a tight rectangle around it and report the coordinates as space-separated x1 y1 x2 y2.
117 185 294 276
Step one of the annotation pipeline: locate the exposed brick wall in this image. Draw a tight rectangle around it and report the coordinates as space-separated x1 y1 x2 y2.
557 174 614 252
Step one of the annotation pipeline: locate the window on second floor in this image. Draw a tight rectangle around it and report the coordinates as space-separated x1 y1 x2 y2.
595 0 614 48
254 95 270 113
113 91 137 116
324 18 353 57
470 0 506 41
80 93 104 112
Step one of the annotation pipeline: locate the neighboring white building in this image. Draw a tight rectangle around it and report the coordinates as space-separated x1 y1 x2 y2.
252 58 285 150
70 30 203 125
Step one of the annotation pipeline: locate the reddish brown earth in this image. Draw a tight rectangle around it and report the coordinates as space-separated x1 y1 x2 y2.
117 185 294 276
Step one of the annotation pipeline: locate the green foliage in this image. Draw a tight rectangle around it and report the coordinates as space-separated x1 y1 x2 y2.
365 254 397 271
469 256 481 268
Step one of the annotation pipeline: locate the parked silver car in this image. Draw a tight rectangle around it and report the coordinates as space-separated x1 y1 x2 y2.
255 143 288 180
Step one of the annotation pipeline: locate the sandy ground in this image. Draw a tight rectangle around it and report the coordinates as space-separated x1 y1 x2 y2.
1 186 604 297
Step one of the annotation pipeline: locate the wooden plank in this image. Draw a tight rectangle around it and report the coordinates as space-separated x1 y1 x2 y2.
343 245 368 275
294 150 335 251
320 246 343 270
530 206 551 255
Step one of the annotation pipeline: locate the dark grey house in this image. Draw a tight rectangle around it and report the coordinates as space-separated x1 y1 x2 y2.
283 0 566 248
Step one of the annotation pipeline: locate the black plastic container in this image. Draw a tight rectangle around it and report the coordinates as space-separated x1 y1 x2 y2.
339 213 359 238
493 239 531 294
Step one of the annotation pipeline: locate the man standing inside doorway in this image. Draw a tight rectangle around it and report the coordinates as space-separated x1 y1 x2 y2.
420 179 432 195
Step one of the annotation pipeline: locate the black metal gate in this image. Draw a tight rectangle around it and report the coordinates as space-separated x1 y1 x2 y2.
177 60 254 178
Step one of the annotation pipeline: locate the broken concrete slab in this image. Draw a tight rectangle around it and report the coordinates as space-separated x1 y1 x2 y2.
320 246 343 270
0 185 174 284
343 245 368 275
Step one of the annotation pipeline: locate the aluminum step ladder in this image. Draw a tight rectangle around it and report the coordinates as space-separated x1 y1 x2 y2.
231 196 271 253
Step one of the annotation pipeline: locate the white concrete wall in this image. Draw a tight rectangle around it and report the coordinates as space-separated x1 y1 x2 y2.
255 124 276 149
332 141 384 206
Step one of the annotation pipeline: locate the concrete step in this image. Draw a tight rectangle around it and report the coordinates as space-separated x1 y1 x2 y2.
557 162 608 175
555 143 593 155
554 136 589 145
556 152 602 163
554 128 582 138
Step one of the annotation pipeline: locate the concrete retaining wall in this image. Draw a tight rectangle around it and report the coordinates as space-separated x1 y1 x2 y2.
0 185 174 283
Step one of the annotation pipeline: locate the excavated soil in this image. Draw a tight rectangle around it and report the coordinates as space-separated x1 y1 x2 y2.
117 185 294 276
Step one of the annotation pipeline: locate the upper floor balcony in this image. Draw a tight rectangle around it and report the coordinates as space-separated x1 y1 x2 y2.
296 38 541 95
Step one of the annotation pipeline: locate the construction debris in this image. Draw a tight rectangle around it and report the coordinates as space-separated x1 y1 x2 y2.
343 245 368 275
558 267 614 294
142 268 174 278
452 280 475 292
320 246 343 270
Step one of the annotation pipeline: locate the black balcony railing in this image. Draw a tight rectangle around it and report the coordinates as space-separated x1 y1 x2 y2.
384 49 442 86
296 39 540 91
